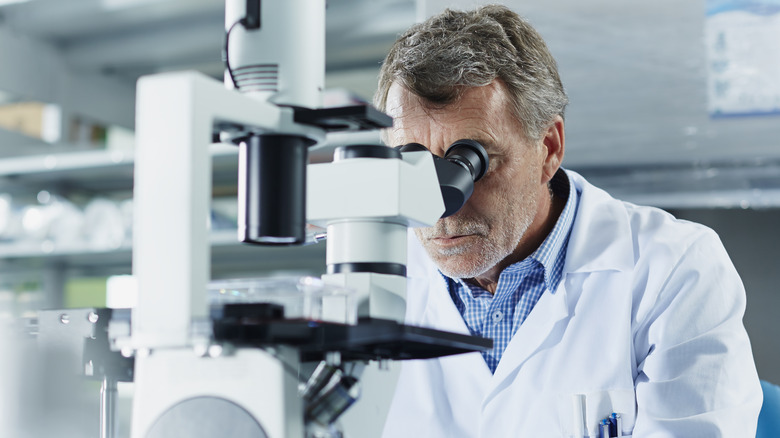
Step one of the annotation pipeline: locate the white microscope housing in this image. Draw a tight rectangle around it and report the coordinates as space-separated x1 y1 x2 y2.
111 1 492 437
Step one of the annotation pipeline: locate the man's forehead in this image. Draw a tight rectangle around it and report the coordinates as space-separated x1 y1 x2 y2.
385 83 428 117
387 81 511 135
387 81 510 115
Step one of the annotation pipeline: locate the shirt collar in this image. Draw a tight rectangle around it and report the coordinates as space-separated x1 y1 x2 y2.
526 168 578 293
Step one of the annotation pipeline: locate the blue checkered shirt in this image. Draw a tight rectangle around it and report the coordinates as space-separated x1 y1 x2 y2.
443 169 579 373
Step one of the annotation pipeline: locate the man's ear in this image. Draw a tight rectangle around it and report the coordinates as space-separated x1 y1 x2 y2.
540 115 565 184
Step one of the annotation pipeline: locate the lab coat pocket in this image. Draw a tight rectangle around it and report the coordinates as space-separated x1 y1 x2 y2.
557 389 636 437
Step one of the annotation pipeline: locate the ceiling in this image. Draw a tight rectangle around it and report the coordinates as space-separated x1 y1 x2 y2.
0 0 779 207
0 0 412 98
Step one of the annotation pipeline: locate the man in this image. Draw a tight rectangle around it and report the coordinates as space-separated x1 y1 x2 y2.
374 5 762 437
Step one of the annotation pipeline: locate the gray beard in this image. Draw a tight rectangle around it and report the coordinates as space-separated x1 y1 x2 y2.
414 206 535 279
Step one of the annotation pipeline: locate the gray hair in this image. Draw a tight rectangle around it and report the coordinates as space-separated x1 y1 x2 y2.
375 4 568 142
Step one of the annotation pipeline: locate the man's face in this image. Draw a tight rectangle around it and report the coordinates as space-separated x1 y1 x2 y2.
385 81 550 279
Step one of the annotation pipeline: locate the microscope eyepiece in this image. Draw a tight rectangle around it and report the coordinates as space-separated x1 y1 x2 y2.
396 139 489 218
444 139 489 182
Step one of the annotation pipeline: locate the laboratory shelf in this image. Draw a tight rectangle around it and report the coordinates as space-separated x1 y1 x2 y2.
0 132 378 191
0 230 328 276
0 149 133 177
0 238 131 261
0 144 242 193
0 143 242 176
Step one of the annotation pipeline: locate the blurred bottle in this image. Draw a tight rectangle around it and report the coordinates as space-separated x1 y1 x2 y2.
21 192 85 248
0 194 23 241
83 198 125 250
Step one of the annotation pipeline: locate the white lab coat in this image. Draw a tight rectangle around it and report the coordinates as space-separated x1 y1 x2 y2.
383 170 762 438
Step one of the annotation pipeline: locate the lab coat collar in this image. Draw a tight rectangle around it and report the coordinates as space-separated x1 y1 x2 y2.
562 169 635 274
488 276 570 390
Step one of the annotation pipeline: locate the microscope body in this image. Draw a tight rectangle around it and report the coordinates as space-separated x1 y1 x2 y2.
19 0 492 437
309 148 445 323
124 69 313 438
131 347 301 438
125 81 466 438
124 0 326 434
114 1 491 437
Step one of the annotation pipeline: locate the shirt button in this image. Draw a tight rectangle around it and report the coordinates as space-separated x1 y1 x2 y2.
492 311 504 323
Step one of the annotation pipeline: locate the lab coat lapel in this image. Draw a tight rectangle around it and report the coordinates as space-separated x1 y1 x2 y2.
409 230 490 380
564 170 634 274
487 170 635 395
421 267 493 382
489 279 570 390
421 270 469 333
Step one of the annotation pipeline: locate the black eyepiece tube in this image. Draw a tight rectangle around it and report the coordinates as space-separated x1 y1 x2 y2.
395 139 489 218
238 134 314 245
444 139 489 182
396 142 428 153
417 139 489 218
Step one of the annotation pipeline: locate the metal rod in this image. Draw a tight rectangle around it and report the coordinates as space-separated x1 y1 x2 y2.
100 377 118 438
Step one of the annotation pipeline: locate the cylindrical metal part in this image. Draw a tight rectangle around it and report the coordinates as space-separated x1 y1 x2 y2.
224 0 325 108
301 361 340 403
305 374 360 426
238 134 311 245
326 221 408 274
100 377 118 438
334 145 401 161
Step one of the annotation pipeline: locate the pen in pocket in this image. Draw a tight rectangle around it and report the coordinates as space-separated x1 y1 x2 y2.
598 412 622 437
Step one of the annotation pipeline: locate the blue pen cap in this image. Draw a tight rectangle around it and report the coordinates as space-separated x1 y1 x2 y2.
599 419 611 438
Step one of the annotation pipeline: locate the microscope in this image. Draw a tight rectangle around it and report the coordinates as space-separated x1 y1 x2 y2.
31 1 492 437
